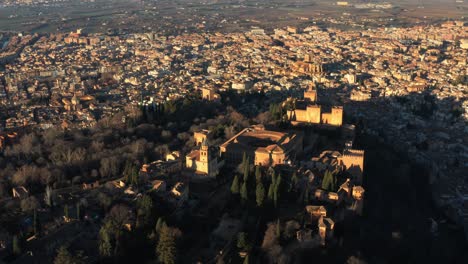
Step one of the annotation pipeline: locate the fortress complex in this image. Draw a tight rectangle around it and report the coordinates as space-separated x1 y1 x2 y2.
201 88 220 101
286 86 343 127
292 53 325 77
220 125 303 167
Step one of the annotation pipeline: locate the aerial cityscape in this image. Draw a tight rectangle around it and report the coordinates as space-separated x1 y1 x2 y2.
0 0 466 263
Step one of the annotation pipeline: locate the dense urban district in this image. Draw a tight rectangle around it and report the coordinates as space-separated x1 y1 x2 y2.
0 12 466 264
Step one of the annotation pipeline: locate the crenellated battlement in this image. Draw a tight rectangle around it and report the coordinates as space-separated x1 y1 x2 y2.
339 149 364 184
343 149 364 156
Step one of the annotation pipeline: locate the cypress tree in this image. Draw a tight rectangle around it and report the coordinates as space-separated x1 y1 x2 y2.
276 219 281 239
241 152 247 169
132 166 139 186
243 156 250 182
292 172 298 187
156 225 177 264
322 170 336 191
64 205 69 220
123 161 132 183
275 174 282 191
304 188 309 204
155 218 165 233
255 166 262 183
243 254 250 264
99 226 112 257
12 235 21 255
76 203 80 220
331 171 337 191
273 187 278 207
33 209 39 235
267 182 275 201
256 181 265 207
240 181 248 203
230 175 240 194
273 174 282 207
271 169 276 184
45 186 53 207
322 171 329 190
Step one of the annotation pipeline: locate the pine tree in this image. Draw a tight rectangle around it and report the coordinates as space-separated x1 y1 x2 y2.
54 246 86 264
12 235 21 255
237 232 247 249
240 181 248 203
151 218 165 241
256 181 265 207
54 246 72 264
156 225 177 264
137 195 153 227
231 175 240 194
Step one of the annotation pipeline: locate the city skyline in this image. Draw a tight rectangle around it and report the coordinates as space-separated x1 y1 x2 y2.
0 1 466 264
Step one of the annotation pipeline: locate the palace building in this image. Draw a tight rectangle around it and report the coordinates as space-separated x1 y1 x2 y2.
220 125 303 167
304 87 317 102
286 87 343 127
185 139 222 177
307 148 365 185
292 61 324 76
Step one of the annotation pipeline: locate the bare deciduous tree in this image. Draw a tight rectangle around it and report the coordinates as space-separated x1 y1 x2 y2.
99 156 120 178
20 196 40 212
